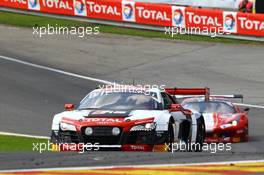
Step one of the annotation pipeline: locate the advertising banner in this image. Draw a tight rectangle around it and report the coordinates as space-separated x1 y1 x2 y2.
122 1 136 22
40 0 74 15
0 0 28 10
172 0 239 9
171 6 186 27
237 12 264 36
135 2 171 26
85 0 122 21
0 0 263 37
185 8 223 31
223 11 237 33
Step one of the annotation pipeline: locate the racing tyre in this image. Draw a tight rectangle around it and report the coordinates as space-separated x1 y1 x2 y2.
194 118 205 152
50 131 60 144
165 119 175 152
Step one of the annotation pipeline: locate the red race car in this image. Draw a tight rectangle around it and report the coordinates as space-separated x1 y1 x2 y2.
180 95 249 143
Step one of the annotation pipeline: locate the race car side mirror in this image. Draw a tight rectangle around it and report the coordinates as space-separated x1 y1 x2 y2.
244 108 250 112
169 104 182 112
65 103 74 111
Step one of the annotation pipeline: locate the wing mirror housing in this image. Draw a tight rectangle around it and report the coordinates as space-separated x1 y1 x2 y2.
169 104 182 112
65 103 74 111
244 107 250 113
170 104 192 115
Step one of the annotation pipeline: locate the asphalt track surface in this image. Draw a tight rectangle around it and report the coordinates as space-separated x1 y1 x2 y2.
0 25 264 170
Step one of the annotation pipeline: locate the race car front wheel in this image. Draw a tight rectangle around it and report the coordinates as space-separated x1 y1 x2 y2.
50 131 60 144
165 119 175 152
194 118 205 152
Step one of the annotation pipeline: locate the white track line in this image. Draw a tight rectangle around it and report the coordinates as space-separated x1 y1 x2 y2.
234 103 264 109
0 132 49 139
1 54 264 109
0 55 113 85
0 159 264 172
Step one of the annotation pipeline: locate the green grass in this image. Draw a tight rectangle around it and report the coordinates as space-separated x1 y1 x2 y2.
0 11 263 45
0 135 48 152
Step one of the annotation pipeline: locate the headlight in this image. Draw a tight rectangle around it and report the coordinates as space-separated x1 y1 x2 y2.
220 116 240 129
220 118 240 129
232 120 238 126
60 122 76 131
130 123 156 131
112 127 121 136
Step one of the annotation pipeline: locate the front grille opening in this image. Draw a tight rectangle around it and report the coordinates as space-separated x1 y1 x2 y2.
81 126 122 145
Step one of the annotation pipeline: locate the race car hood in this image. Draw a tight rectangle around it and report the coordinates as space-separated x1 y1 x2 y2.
52 109 165 130
203 112 240 132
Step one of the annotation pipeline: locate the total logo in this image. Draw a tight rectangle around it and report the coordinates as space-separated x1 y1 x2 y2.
223 12 237 33
225 15 235 29
74 0 87 16
238 17 264 31
42 0 73 10
171 6 185 27
122 1 135 22
136 6 170 21
85 118 123 123
186 12 221 27
28 0 40 10
86 1 121 16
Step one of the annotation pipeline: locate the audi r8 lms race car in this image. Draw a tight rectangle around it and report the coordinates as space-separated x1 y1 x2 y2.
181 96 249 143
50 86 207 152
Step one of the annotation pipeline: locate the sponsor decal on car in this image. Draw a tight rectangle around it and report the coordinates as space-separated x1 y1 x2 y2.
84 118 124 123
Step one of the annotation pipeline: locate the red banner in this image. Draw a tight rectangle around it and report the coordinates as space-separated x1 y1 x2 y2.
0 0 264 37
185 8 223 31
85 0 122 21
135 2 171 26
237 13 264 36
0 0 28 10
40 0 74 16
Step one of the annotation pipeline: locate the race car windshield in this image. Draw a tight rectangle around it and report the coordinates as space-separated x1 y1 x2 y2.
182 101 235 114
78 91 161 110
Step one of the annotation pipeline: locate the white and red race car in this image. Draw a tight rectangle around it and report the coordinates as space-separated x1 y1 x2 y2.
181 96 249 143
50 86 208 152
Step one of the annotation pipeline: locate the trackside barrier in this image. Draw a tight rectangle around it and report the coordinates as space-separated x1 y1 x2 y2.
0 0 263 37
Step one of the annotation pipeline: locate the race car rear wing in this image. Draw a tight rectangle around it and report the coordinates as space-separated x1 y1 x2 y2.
165 87 210 102
173 94 244 103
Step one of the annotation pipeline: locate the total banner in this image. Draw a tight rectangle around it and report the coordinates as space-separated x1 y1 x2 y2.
171 0 239 9
237 13 264 36
0 0 263 36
